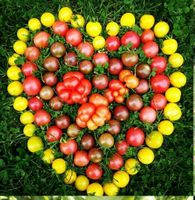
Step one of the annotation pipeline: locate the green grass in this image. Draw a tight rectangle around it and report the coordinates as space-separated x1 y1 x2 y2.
0 0 194 196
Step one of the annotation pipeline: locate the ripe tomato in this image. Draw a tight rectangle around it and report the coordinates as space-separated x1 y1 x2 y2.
41 12 55 27
169 71 187 88
43 72 58 86
75 175 89 191
74 150 90 167
17 28 29 42
164 103 182 121
108 153 124 170
142 41 159 58
124 75 139 89
25 46 40 61
113 170 130 188
126 127 145 146
141 29 154 43
89 94 109 107
87 183 104 196
151 56 167 74
79 60 93 74
150 74 170 93
67 123 81 137
33 31 50 48
120 13 135 27
60 139 78 155
140 14 155 29
86 21 102 37
27 136 43 153
22 61 38 76
116 140 129 155
158 120 174 136
20 111 34 125
77 42 94 58
86 163 103 180
154 21 169 38
114 105 129 121
7 65 21 80
71 14 85 28
23 76 41 96
55 115 70 129
28 18 41 31
139 106 157 124
52 21 69 37
99 133 114 148
121 31 140 48
43 56 59 72
135 79 149 94
34 109 51 126
64 169 77 184
28 97 43 111
162 39 178 55
52 158 67 174
108 119 121 135
108 58 123 75
106 36 120 51
103 182 119 196
46 126 63 142
7 81 23 96
65 28 82 46
125 158 140 175
145 131 163 149
58 7 73 22
39 86 54 100
50 42 66 58
136 63 151 79
150 94 167 110
93 52 109 67
126 94 143 111
88 148 103 163
92 74 109 90
13 40 27 55
13 96 28 111
42 148 55 164
121 52 139 67
93 36 105 50
119 69 132 82
23 123 36 137
81 134 95 150
49 96 64 111
168 53 184 68
64 52 77 66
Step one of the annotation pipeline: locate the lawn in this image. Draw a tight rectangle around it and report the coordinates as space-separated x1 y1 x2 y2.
0 0 193 196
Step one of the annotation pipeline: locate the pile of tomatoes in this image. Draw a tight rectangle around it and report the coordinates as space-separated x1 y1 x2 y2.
7 6 187 196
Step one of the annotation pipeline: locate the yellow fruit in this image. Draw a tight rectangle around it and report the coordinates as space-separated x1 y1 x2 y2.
20 111 34 125
64 169 77 184
154 21 169 38
23 123 36 137
7 65 21 80
42 149 55 164
71 14 85 28
13 40 27 55
86 21 102 37
87 183 104 196
169 71 187 88
75 175 89 191
17 28 30 42
7 81 23 96
41 12 55 27
106 21 120 36
27 136 43 153
146 131 164 149
8 53 20 66
28 18 41 31
103 182 119 196
58 7 73 22
138 147 154 165
120 13 135 27
158 120 174 136
13 96 28 111
113 170 130 188
93 36 105 50
161 39 178 55
165 87 181 102
125 158 140 175
168 53 184 68
52 158 67 174
164 103 182 121
140 14 155 29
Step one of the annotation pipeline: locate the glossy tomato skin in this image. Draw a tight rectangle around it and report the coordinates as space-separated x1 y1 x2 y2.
141 29 155 43
121 31 140 48
25 46 40 62
99 133 114 148
81 134 95 150
106 36 120 51
67 123 81 138
88 148 103 163
108 58 123 75
23 76 41 96
92 74 109 90
50 42 66 58
139 106 157 124
55 115 70 129
136 64 151 79
49 96 64 111
28 97 43 111
60 139 78 155
74 150 90 167
34 109 51 126
108 153 124 170
22 61 38 76
79 60 93 74
150 94 167 110
93 52 109 67
126 127 145 146
150 56 167 74
64 52 77 66
86 163 103 180
52 21 69 37
122 52 139 67
43 72 58 86
77 42 94 57
114 105 129 121
116 140 129 155
126 94 143 111
135 79 149 94
65 28 82 46
33 31 50 48
39 86 54 101
108 119 121 135
142 41 159 58
43 56 59 72
46 126 63 142
150 74 170 93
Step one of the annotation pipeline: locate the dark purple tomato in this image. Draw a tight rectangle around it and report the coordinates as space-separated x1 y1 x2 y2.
50 42 66 58
55 115 70 129
108 119 121 135
92 74 109 90
79 60 93 74
99 133 114 148
49 96 64 111
39 86 54 100
81 134 95 150
88 148 103 163
139 106 157 124
43 72 58 86
136 64 151 79
135 79 149 94
67 123 81 138
108 58 123 75
64 52 77 66
126 94 143 111
43 56 59 72
121 52 139 67
113 105 129 121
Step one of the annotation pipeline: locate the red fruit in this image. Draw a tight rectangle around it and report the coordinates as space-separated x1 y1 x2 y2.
135 79 149 94
77 42 94 57
74 150 90 167
106 36 120 51
33 31 50 48
52 21 69 37
34 109 51 126
24 46 40 62
23 76 41 96
114 105 129 121
92 74 109 90
88 148 103 163
126 127 145 146
139 106 157 124
64 52 77 66
93 52 109 67
141 29 154 43
46 126 63 142
65 28 82 46
151 56 167 74
121 31 140 48
150 94 167 110
86 163 103 180
108 153 124 170
126 94 143 111
22 61 38 76
108 58 123 75
28 97 43 111
81 134 95 150
142 41 159 58
60 139 78 155
116 140 129 155
43 72 58 86
55 115 70 129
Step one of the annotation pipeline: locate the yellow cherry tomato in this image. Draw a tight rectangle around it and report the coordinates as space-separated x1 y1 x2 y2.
13 96 28 111
42 149 55 164
41 12 55 27
75 175 89 191
164 103 182 121
23 123 36 137
161 39 178 55
28 18 41 31
138 147 154 165
20 111 34 125
113 170 130 188
106 21 120 36
7 81 23 96
168 53 184 68
154 21 169 38
140 14 155 29
169 71 187 88
86 21 102 37
58 7 73 22
7 65 21 80
27 136 44 153
71 14 85 28
52 158 67 174
120 13 135 27
103 182 119 196
165 87 181 102
125 158 140 175
146 131 164 149
8 53 20 66
87 183 104 196
92 36 105 50
64 169 77 184
17 28 30 42
158 120 174 136
13 40 27 55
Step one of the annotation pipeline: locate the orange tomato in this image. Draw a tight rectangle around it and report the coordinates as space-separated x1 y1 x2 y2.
124 75 139 89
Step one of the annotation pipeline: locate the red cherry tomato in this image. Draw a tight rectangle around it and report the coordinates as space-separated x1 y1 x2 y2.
23 76 41 96
113 105 129 121
22 61 38 76
65 28 82 46
81 134 95 150
28 97 43 111
77 42 94 57
139 106 157 124
86 163 103 180
106 36 120 51
64 52 77 66
126 94 143 111
43 72 58 86
126 127 145 146
92 74 109 90
108 119 121 135
74 150 90 167
150 56 167 74
34 109 51 126
142 41 159 58
24 46 40 62
60 139 78 155
108 58 123 75
108 153 124 170
55 115 70 129
79 60 93 74
150 94 167 110
33 31 50 48
116 140 129 155
43 56 59 72
141 29 154 43
135 79 149 94
121 31 140 48
46 126 63 142
52 21 69 37
93 52 109 67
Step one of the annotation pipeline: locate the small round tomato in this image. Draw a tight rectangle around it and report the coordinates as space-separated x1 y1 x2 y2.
81 134 95 150
86 163 103 180
151 56 167 74
79 60 93 74
28 97 43 111
55 115 70 129
89 94 109 107
64 52 77 66
122 52 139 67
150 94 167 110
93 52 109 67
39 86 54 101
126 127 145 146
116 140 129 155
119 69 132 82
136 63 151 79
27 136 43 153
22 61 38 76
67 123 81 137
108 119 121 135
52 158 67 174
135 79 149 94
113 170 130 188
141 29 154 43
13 96 28 111
77 42 94 57
49 96 64 111
50 42 66 58
108 153 124 170
43 72 58 86
60 139 78 155
58 7 73 22
120 13 135 27
24 46 40 62
52 21 69 36
75 175 89 191
114 105 129 121
126 94 143 111
34 109 51 126
86 21 102 37
139 106 157 124
74 150 90 167
121 31 140 48
93 36 105 50
106 36 120 51
99 133 114 148
33 31 50 48
23 76 41 96
46 126 63 142
88 148 103 163
7 65 21 80
154 21 169 38
65 28 82 46
142 41 159 58
43 56 59 72
92 74 109 90
124 75 139 89
106 21 120 36
108 58 123 75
